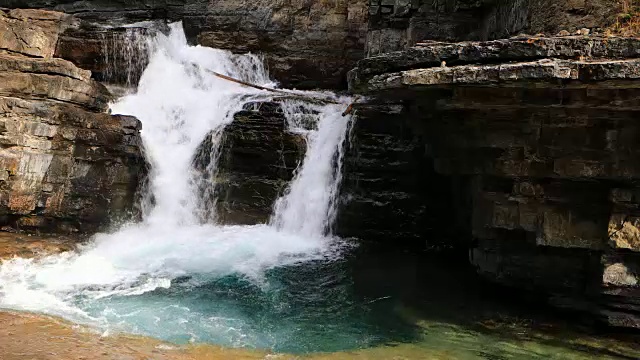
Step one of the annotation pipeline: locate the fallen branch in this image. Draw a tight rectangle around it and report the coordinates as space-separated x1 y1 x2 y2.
341 102 355 116
202 68 357 117
206 69 292 96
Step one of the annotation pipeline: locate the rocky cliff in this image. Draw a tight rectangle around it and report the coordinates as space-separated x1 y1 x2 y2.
367 0 621 56
345 35 640 328
0 0 369 89
0 9 145 233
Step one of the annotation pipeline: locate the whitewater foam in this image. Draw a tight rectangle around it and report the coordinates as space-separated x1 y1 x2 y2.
0 22 353 336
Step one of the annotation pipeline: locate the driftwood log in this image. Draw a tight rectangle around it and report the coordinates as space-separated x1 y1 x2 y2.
203 68 356 116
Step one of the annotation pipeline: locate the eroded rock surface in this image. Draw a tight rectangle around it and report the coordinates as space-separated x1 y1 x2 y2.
2 0 369 89
344 35 640 328
0 9 145 234
194 102 305 225
366 0 621 56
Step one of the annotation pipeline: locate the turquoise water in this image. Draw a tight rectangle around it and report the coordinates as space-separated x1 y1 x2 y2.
69 247 639 358
80 255 419 353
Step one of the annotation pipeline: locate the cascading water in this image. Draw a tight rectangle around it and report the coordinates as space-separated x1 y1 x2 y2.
0 20 620 360
0 23 398 352
101 24 153 87
271 100 351 236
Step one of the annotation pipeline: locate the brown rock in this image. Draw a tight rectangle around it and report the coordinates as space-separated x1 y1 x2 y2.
0 9 145 234
0 9 73 58
609 215 640 252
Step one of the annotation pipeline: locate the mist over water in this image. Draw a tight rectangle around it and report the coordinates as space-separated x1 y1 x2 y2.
0 23 359 351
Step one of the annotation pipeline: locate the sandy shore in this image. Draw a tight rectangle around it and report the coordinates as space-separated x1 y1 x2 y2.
0 311 276 360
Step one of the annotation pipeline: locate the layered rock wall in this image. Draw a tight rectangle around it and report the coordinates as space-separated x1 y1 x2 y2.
366 0 623 56
196 102 305 225
346 36 640 327
1 0 369 89
0 9 145 233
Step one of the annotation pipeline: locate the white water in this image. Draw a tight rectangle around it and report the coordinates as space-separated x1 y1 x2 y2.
271 101 351 236
0 23 353 330
101 25 151 87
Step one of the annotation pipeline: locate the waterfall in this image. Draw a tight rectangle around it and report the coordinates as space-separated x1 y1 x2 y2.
271 101 352 236
0 23 353 330
111 23 273 226
101 25 152 87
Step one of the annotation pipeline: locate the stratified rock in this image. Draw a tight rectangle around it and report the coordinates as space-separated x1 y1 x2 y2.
2 0 369 90
0 8 74 58
55 23 153 87
366 0 619 56
343 35 640 328
349 36 640 88
195 102 305 225
0 53 111 111
2 0 624 87
0 9 145 234
194 0 368 89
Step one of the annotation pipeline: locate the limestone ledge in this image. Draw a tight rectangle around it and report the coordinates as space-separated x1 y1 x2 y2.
359 59 640 91
349 36 640 92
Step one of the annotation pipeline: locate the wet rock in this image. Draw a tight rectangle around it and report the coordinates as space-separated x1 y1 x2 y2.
55 24 152 87
345 35 640 328
195 102 306 225
0 9 145 234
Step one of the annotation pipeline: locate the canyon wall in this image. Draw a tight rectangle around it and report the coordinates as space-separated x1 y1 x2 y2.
0 9 145 233
199 102 305 225
346 35 640 328
1 0 369 89
367 0 621 55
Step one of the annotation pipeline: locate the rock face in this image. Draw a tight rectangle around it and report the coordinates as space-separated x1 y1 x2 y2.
195 102 305 225
366 0 621 56
1 0 369 89
345 36 640 328
0 9 145 234
55 23 152 87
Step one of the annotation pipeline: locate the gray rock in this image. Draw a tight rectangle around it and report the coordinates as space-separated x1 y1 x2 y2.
350 36 640 89
342 34 640 328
